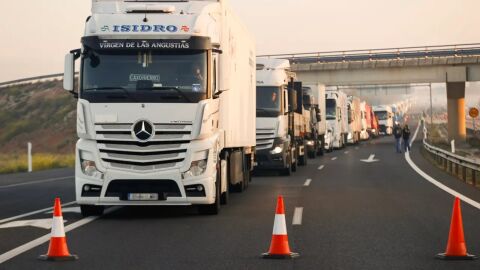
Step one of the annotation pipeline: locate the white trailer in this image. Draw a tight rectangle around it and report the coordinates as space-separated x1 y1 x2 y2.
63 0 256 216
359 101 370 140
325 89 348 149
373 105 394 135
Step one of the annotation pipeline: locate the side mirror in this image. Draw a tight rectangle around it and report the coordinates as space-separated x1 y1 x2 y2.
63 53 75 92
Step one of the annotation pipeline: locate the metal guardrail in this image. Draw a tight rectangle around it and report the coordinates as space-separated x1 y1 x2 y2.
423 139 480 186
259 43 480 64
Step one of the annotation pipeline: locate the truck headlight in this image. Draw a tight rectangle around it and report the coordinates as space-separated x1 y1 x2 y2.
306 140 314 146
270 145 283 155
80 159 104 179
183 150 209 178
347 133 353 140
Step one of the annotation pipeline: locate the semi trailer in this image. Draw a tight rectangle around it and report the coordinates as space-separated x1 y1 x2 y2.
325 89 348 149
63 0 256 216
255 58 307 175
373 105 394 135
347 96 361 144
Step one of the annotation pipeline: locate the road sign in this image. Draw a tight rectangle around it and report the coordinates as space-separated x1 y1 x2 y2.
469 107 479 118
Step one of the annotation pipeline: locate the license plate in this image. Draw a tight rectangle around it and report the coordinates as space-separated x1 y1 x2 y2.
127 193 159 201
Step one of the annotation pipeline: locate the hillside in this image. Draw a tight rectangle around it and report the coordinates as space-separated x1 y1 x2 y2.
0 80 77 155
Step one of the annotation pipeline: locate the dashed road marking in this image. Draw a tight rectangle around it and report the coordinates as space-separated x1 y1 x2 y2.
304 179 312 186
331 157 337 161
355 147 359 150
344 151 349 154
0 176 73 189
318 165 325 170
292 207 303 225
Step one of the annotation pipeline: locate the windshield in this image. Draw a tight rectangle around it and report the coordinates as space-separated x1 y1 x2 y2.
256 86 282 117
374 111 388 120
326 99 336 120
81 50 208 103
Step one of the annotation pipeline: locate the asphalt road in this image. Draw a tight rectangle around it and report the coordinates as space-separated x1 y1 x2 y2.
0 125 479 269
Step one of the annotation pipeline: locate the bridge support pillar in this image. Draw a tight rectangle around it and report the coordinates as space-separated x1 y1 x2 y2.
446 82 466 142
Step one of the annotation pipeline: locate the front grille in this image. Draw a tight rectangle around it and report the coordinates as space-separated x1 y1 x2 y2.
105 180 182 199
256 128 275 150
95 123 192 170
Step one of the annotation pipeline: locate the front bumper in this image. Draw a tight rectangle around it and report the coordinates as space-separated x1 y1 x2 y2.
75 137 219 206
255 149 287 170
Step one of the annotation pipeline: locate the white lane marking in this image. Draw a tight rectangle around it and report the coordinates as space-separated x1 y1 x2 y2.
0 201 76 225
360 154 379 163
0 219 65 230
331 157 337 161
46 207 81 214
405 122 480 211
344 151 349 154
0 207 121 264
318 165 325 170
304 179 312 186
292 207 303 225
0 176 73 189
355 147 360 150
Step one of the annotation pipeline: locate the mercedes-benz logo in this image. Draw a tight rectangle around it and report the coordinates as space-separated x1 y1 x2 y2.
132 120 155 142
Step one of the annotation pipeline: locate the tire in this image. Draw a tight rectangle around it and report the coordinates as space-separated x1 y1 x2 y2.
317 139 324 156
220 157 229 205
280 155 292 176
198 176 220 215
80 205 104 217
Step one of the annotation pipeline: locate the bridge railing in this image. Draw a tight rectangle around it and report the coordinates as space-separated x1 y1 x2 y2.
258 43 480 64
422 138 480 189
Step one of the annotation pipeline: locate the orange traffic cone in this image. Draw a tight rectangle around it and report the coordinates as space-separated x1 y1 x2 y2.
38 198 78 261
262 196 299 259
436 197 477 260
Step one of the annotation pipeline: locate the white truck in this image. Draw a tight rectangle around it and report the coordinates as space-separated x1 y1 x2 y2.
347 96 361 144
255 58 307 175
303 84 326 157
325 89 348 149
373 105 394 135
63 0 256 216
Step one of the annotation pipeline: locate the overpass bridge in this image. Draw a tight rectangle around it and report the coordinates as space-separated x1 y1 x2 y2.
260 43 480 142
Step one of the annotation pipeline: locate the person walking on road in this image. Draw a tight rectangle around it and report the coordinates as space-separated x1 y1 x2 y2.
403 124 411 152
393 122 403 153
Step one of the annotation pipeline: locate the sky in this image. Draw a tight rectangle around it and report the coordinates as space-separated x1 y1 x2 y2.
0 0 479 82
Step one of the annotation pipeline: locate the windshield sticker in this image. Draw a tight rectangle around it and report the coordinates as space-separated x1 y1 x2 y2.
98 40 190 50
192 84 202 92
129 74 161 82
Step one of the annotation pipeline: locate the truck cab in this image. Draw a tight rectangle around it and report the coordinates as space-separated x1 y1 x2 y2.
63 0 256 216
325 89 348 149
303 84 326 157
373 105 394 135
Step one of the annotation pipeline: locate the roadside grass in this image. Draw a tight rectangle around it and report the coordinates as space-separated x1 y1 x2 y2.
0 154 75 174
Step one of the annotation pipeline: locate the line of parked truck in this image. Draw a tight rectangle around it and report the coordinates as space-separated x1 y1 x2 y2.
64 0 408 216
254 58 402 175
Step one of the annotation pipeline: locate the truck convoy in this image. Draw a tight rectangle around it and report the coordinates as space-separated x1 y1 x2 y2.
373 105 394 135
255 58 308 175
325 89 348 149
63 0 256 216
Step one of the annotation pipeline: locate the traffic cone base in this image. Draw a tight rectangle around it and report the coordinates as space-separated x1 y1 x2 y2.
38 254 78 261
261 252 299 259
435 253 477 260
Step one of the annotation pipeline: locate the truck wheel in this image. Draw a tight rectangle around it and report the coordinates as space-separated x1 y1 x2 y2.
308 146 317 159
199 177 220 215
317 140 324 156
220 159 229 205
281 155 292 176
291 154 298 172
80 205 104 217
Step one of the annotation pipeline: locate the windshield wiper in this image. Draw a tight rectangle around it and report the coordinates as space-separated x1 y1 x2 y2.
83 87 137 102
149 87 193 103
